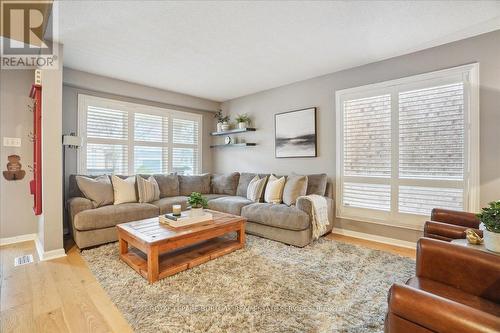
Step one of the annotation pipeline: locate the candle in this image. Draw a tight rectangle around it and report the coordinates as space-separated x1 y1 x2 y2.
172 205 182 216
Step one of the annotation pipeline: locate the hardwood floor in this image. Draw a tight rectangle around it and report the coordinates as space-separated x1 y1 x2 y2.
0 241 132 333
0 235 414 332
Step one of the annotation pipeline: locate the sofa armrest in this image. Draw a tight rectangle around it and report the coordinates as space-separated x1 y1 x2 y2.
387 284 500 333
430 208 479 229
67 197 95 224
423 221 483 241
296 196 334 232
416 238 500 302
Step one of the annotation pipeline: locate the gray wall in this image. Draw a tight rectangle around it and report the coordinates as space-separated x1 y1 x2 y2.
62 69 221 203
216 30 500 242
0 69 37 239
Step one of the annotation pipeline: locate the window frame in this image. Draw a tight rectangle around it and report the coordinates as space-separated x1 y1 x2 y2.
335 63 480 230
77 94 203 175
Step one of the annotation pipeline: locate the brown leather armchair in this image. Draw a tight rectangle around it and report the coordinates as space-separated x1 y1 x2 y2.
424 208 482 242
385 238 500 333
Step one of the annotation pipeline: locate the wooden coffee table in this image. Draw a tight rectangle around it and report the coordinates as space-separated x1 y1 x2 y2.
116 210 246 283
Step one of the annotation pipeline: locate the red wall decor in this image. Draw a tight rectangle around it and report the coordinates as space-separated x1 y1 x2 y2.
29 84 42 215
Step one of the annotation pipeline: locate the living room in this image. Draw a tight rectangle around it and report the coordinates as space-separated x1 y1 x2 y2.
1 1 499 332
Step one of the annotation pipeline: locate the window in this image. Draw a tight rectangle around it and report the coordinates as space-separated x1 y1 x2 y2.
78 95 202 176
336 64 479 229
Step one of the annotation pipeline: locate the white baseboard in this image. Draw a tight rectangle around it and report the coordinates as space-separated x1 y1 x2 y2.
331 228 416 249
0 233 37 246
35 236 66 261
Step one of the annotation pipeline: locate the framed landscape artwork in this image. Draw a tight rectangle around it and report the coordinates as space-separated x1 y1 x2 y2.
275 107 317 158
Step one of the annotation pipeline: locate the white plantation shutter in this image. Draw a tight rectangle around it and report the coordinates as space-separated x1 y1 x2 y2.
79 95 202 176
134 113 168 174
85 105 128 174
172 117 200 175
343 95 392 177
336 65 478 228
399 83 464 180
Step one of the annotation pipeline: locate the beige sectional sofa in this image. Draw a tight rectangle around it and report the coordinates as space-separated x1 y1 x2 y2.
67 172 334 249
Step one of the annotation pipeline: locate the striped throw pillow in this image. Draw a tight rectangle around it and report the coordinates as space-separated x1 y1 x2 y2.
137 176 160 203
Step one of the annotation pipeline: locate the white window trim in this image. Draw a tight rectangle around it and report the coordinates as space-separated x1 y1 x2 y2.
335 63 480 230
77 94 203 175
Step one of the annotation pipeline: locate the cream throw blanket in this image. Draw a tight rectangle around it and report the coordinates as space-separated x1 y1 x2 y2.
298 194 329 240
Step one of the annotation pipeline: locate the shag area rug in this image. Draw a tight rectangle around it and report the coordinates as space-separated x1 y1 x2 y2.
82 235 415 333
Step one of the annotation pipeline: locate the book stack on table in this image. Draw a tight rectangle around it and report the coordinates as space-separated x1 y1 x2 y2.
159 211 213 227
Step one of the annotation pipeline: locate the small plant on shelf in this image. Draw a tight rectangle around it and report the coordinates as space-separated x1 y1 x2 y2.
214 110 230 132
188 192 208 209
235 113 250 129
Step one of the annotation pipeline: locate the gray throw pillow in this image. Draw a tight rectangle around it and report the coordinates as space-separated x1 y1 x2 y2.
179 174 211 196
75 175 113 207
153 174 179 197
212 172 240 195
283 174 308 206
306 173 327 196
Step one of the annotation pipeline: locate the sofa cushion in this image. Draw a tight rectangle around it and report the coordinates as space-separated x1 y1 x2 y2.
211 172 240 195
151 196 189 215
246 176 267 202
264 175 286 204
75 175 113 207
282 174 308 206
73 203 159 231
207 196 253 216
237 173 270 198
179 174 211 195
204 194 229 201
153 174 179 197
306 173 327 196
137 175 160 203
111 175 137 204
241 203 310 231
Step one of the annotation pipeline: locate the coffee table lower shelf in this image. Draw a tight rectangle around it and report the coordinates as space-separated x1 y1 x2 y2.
120 237 243 281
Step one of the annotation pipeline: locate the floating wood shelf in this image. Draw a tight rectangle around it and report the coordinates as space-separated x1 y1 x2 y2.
210 143 257 148
210 128 256 136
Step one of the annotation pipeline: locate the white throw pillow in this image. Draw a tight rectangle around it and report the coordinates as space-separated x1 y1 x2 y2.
111 175 137 204
246 175 267 202
264 174 286 204
137 176 160 203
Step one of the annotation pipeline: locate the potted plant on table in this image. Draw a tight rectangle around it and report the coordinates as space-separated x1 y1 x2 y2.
477 200 500 253
235 113 250 129
214 110 230 132
187 192 208 217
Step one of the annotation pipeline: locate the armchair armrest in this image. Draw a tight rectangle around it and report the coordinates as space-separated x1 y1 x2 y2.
388 284 500 333
416 238 500 302
424 220 483 241
296 196 334 232
67 197 95 224
431 208 479 229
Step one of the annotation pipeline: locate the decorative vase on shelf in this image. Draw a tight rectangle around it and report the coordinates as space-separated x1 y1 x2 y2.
238 122 247 129
217 122 223 132
221 122 230 131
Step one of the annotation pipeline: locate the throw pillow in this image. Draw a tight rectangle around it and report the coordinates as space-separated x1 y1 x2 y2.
283 174 308 206
75 175 113 207
137 176 160 203
153 174 179 197
246 175 267 202
264 174 286 204
111 175 137 204
211 172 240 195
306 173 328 196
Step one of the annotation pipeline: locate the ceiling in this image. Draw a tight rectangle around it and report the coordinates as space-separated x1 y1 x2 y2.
57 1 500 102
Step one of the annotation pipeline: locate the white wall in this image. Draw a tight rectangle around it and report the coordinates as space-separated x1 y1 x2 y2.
216 30 500 242
0 69 37 240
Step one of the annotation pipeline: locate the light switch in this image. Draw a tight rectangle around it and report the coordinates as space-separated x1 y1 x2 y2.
3 137 21 147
